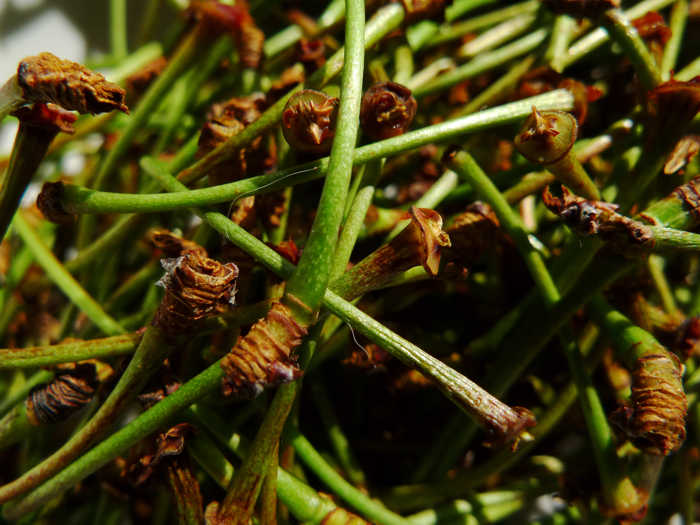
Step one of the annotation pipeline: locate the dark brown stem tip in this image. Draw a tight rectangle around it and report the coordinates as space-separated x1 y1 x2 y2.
400 0 448 24
17 52 128 114
153 252 239 337
25 362 99 426
360 82 417 140
282 89 339 155
483 406 537 450
148 229 208 258
540 0 620 19
645 76 700 148
37 181 75 225
514 108 578 165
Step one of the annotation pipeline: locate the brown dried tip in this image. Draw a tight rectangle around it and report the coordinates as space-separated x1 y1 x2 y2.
296 38 326 71
37 181 74 224
542 186 655 253
220 299 308 398
632 11 671 46
620 352 687 455
674 316 700 359
17 52 128 114
400 0 448 24
282 89 339 155
153 252 238 338
26 362 99 425
128 423 195 486
540 0 620 19
670 176 700 222
645 76 700 149
186 1 264 69
148 229 208 258
408 207 452 276
321 508 369 525
664 135 700 175
125 56 167 99
360 82 417 140
12 102 77 134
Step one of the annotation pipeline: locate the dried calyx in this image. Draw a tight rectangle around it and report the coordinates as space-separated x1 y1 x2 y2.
153 250 239 338
543 186 654 253
282 89 339 155
360 82 417 140
26 362 101 425
443 202 503 271
220 298 308 398
16 52 128 114
400 0 448 23
644 77 700 151
149 228 208 258
127 422 195 486
37 181 74 224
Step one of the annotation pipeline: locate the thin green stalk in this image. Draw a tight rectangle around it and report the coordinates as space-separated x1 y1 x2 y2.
451 55 535 117
109 0 128 61
289 428 409 525
457 13 537 60
309 379 366 487
285 0 366 313
13 213 125 336
413 29 549 97
445 0 499 22
661 0 688 79
546 15 577 72
447 151 558 302
647 254 679 314
0 324 171 505
0 333 140 369
559 0 675 71
104 42 164 84
600 8 662 91
62 90 575 215
330 184 375 282
430 1 540 48
393 45 414 85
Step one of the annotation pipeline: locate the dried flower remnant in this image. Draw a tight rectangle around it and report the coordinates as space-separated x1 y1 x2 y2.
148 229 208 258
674 316 700 359
360 82 417 140
186 0 264 69
220 299 308 398
664 135 700 175
266 65 305 104
25 362 99 425
543 186 655 252
444 202 503 270
153 251 239 338
17 52 127 114
515 108 601 200
12 102 77 134
296 38 326 71
125 56 168 100
282 89 339 155
36 181 74 224
645 77 700 150
127 423 195 486
616 352 686 455
632 11 671 61
400 0 448 23
540 0 620 19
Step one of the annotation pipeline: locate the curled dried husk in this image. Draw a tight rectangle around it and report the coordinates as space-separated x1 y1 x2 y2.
543 186 655 253
645 77 700 150
514 108 577 165
220 299 308 398
37 181 74 224
153 252 238 338
360 82 417 140
282 89 339 155
17 52 128 114
26 362 99 425
620 352 687 455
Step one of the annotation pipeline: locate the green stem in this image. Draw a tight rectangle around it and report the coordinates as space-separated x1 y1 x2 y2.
330 184 375 282
0 333 140 369
0 324 170 505
289 428 409 525
285 0 366 313
413 29 549 97
600 8 662 91
457 12 537 60
61 90 575 215
559 0 675 71
660 0 688 80
308 379 366 487
109 0 128 61
0 120 60 242
13 213 125 336
546 15 577 72
445 0 499 22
